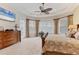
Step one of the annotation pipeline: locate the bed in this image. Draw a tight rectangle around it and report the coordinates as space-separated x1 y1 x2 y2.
43 35 79 55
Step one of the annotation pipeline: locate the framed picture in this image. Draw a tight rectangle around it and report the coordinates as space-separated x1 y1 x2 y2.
0 7 16 21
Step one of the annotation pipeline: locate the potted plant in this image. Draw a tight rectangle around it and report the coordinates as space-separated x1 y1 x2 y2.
38 31 44 38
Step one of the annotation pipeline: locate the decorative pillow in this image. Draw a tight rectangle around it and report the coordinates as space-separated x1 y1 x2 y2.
74 32 79 39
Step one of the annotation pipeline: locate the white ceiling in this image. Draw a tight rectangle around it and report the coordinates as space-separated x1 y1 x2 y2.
8 3 79 19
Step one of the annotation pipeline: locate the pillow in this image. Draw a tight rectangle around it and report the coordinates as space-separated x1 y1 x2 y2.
74 32 79 39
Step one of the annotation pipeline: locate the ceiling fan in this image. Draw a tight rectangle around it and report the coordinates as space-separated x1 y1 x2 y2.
34 3 52 14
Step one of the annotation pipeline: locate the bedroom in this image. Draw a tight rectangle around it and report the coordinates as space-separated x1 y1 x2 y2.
0 3 79 55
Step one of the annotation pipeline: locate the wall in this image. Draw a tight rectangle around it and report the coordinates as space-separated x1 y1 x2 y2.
0 20 15 30
18 12 26 39
73 6 79 25
0 3 14 12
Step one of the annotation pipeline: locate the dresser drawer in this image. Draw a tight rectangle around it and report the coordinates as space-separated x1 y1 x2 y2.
0 39 2 43
3 40 17 47
3 38 17 42
0 43 3 49
0 31 20 49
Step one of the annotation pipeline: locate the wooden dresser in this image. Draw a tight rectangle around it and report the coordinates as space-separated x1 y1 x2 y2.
0 31 21 49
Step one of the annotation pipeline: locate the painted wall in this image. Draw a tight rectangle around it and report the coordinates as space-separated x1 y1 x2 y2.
18 12 26 39
0 20 15 30
73 6 79 25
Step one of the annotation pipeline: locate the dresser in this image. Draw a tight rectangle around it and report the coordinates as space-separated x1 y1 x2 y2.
0 31 21 49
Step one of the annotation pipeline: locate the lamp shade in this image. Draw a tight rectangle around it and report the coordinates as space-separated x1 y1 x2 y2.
68 25 77 29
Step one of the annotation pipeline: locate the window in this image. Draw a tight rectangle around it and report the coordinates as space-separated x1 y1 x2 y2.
59 17 68 34
29 21 36 37
39 20 54 36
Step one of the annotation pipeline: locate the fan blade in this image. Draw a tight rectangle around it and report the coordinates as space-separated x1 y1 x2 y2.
39 6 44 11
44 11 49 14
34 11 41 12
44 8 52 12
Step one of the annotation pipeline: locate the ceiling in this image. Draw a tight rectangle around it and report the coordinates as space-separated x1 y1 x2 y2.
8 3 79 19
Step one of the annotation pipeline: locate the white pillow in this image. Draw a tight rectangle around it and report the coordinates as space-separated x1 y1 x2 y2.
74 32 79 39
